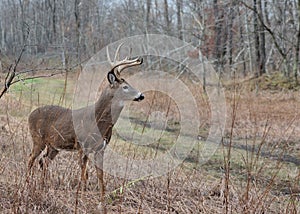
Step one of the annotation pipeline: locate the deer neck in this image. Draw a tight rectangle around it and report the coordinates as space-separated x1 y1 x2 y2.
95 87 124 127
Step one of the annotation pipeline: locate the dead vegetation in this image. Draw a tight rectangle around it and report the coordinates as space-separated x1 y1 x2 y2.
0 77 299 213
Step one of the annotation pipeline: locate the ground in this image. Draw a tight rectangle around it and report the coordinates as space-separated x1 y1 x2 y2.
0 73 299 213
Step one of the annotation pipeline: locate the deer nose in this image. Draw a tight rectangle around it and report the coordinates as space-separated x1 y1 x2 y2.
134 93 144 102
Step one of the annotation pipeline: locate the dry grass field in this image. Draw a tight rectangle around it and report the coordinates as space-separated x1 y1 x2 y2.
0 73 299 213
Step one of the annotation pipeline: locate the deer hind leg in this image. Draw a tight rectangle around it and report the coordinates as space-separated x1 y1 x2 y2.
39 145 59 169
78 149 88 190
95 150 106 213
28 134 46 171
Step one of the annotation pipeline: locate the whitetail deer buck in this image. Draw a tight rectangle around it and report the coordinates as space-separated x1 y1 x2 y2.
27 44 144 212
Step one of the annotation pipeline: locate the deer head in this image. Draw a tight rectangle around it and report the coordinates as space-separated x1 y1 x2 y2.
106 43 144 103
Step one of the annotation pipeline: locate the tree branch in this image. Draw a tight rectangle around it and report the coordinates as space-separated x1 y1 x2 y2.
11 72 64 85
0 44 27 99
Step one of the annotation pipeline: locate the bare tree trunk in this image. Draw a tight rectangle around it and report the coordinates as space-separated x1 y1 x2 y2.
40 1 47 51
146 0 151 33
253 0 261 77
245 9 254 76
33 4 37 54
154 0 159 21
48 0 57 44
18 0 28 45
258 0 266 75
282 0 289 76
60 0 69 105
213 0 220 64
0 19 5 51
74 0 81 68
52 0 57 41
294 0 300 84
213 0 226 72
176 0 183 40
163 0 170 33
238 4 247 77
228 1 235 67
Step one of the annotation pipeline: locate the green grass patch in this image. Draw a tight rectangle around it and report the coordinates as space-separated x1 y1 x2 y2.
253 72 300 91
10 75 75 108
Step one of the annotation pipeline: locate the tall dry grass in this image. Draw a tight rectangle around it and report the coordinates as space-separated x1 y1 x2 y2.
0 77 299 213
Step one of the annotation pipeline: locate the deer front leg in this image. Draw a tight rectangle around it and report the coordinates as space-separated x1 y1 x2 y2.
28 136 46 172
78 149 88 191
95 148 106 213
96 166 105 207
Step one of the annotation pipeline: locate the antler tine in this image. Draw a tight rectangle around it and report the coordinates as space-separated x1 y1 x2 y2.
114 42 124 63
106 43 124 67
129 47 132 58
107 43 142 76
106 46 113 65
117 56 141 74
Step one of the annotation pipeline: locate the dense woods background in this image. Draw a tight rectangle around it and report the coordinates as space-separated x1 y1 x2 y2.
0 0 300 83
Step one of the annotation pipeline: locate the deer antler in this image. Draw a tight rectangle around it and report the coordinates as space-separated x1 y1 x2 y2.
106 43 142 77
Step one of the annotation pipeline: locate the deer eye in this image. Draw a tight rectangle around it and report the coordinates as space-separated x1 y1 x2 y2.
123 85 129 90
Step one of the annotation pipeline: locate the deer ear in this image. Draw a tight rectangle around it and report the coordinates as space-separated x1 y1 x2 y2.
107 71 116 85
